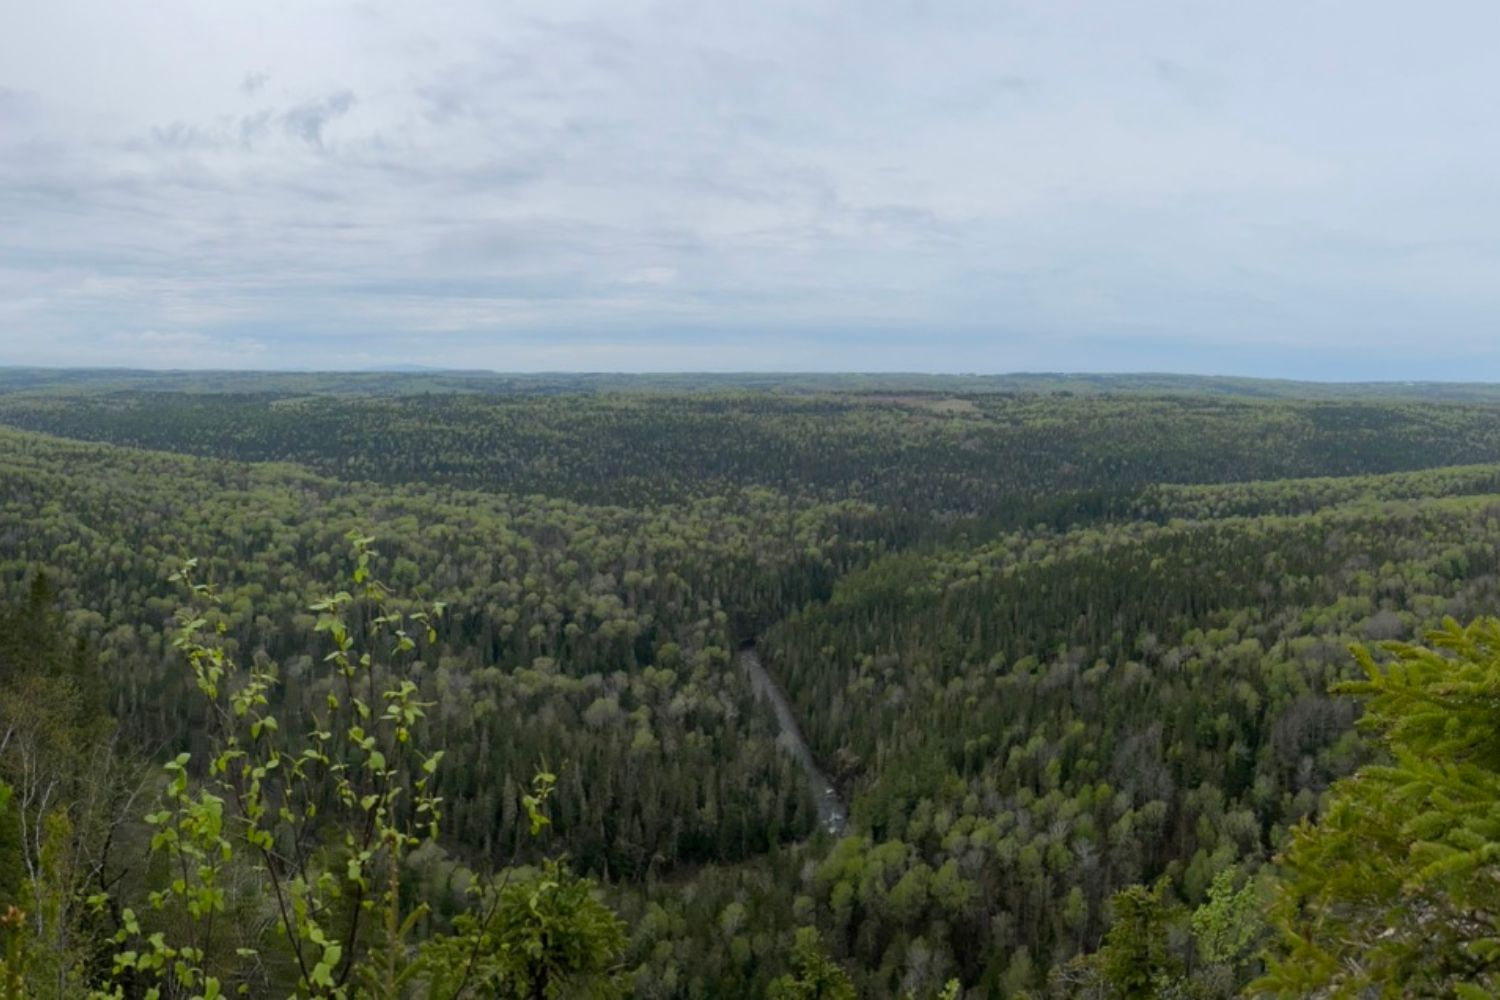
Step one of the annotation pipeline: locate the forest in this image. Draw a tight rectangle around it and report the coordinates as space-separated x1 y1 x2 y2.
2 371 1498 997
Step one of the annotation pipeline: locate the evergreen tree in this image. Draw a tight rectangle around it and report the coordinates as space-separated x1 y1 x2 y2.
766 928 856 1000
1260 617 1500 996
1097 882 1182 999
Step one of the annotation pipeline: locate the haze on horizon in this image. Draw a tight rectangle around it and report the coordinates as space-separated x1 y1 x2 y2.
3 1 1499 379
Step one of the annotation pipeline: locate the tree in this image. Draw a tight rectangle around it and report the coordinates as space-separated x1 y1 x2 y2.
1189 867 1261 975
0 782 18 909
1259 617 1500 996
96 534 627 998
418 858 626 1000
0 904 26 1000
1096 881 1182 999
0 575 137 1000
95 537 450 998
767 927 857 1000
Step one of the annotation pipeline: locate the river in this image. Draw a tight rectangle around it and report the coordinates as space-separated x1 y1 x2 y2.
738 647 849 836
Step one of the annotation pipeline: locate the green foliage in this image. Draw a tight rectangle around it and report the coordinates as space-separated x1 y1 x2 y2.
766 928 856 1000
89 537 631 999
0 783 17 908
0 573 125 1000
464 860 626 999
1097 882 1183 998
1259 617 1500 996
1041 870 1269 999
102 536 456 996
9 382 1500 995
0 423 881 880
0 905 26 1000
414 773 628 1000
15 388 1500 519
1189 867 1261 971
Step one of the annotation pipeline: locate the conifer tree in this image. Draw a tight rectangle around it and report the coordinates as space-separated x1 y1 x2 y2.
1259 617 1500 996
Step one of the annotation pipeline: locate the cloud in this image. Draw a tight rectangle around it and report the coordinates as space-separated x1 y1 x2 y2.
0 329 267 369
241 71 270 96
4 1 1500 375
110 330 266 364
622 267 678 286
281 90 356 149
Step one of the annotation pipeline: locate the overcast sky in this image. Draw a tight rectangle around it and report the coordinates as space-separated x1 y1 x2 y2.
3 1 1500 375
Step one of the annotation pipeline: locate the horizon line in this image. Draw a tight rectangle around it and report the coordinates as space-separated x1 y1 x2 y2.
0 364 1479 387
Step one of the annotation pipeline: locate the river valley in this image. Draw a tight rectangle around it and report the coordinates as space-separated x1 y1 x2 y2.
738 647 848 836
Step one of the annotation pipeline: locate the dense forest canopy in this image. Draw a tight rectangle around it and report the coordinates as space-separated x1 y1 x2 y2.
2 370 1498 997
11 386 1500 518
13 368 1500 400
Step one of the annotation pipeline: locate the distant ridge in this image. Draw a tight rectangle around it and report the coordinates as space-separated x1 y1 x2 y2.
359 363 495 374
3 366 1500 402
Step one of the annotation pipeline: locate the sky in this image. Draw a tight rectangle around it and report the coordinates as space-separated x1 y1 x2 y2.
3 1 1500 376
